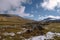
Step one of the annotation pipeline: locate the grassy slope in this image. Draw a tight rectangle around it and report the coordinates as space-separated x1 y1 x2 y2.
0 16 33 27
0 14 60 40
44 23 60 32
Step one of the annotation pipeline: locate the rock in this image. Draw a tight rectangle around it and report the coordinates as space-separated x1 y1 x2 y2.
17 31 22 34
3 32 15 36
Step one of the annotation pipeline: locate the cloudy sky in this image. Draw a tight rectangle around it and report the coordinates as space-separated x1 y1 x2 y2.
0 0 60 20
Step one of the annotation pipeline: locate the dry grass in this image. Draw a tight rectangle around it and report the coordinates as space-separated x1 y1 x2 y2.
44 23 60 32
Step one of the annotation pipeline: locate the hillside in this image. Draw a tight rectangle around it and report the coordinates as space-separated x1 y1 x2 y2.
0 14 47 40
41 17 60 32
0 14 60 40
44 23 60 32
0 14 34 27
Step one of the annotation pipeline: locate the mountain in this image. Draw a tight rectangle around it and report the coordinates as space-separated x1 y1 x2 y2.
0 14 47 40
39 17 60 33
42 17 60 23
0 14 34 27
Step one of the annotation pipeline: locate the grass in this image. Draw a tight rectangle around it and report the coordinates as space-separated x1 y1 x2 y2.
54 36 60 40
44 23 60 32
0 15 60 40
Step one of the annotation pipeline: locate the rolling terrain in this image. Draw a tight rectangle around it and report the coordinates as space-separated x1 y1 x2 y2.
0 14 34 27
0 14 47 40
0 14 60 40
41 17 60 32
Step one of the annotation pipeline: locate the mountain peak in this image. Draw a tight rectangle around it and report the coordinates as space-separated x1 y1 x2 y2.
41 17 60 23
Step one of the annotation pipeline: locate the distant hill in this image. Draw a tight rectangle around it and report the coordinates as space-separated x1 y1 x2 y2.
40 17 60 32
41 17 60 23
0 14 34 27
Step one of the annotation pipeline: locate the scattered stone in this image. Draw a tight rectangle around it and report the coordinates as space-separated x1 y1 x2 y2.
3 32 15 36
2 39 5 40
0 36 1 39
17 31 22 34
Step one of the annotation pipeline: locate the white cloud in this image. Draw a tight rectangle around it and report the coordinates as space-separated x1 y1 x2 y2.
38 15 60 20
48 15 60 19
41 0 60 10
38 15 46 20
8 6 30 17
29 15 34 17
0 0 32 17
0 0 26 11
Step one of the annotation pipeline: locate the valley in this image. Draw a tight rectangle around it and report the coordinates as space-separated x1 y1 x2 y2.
0 14 60 40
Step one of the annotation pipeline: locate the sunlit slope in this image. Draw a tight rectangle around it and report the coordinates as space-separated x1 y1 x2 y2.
44 23 60 32
0 14 33 27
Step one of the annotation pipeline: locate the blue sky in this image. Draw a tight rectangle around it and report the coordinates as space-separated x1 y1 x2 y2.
0 0 60 20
